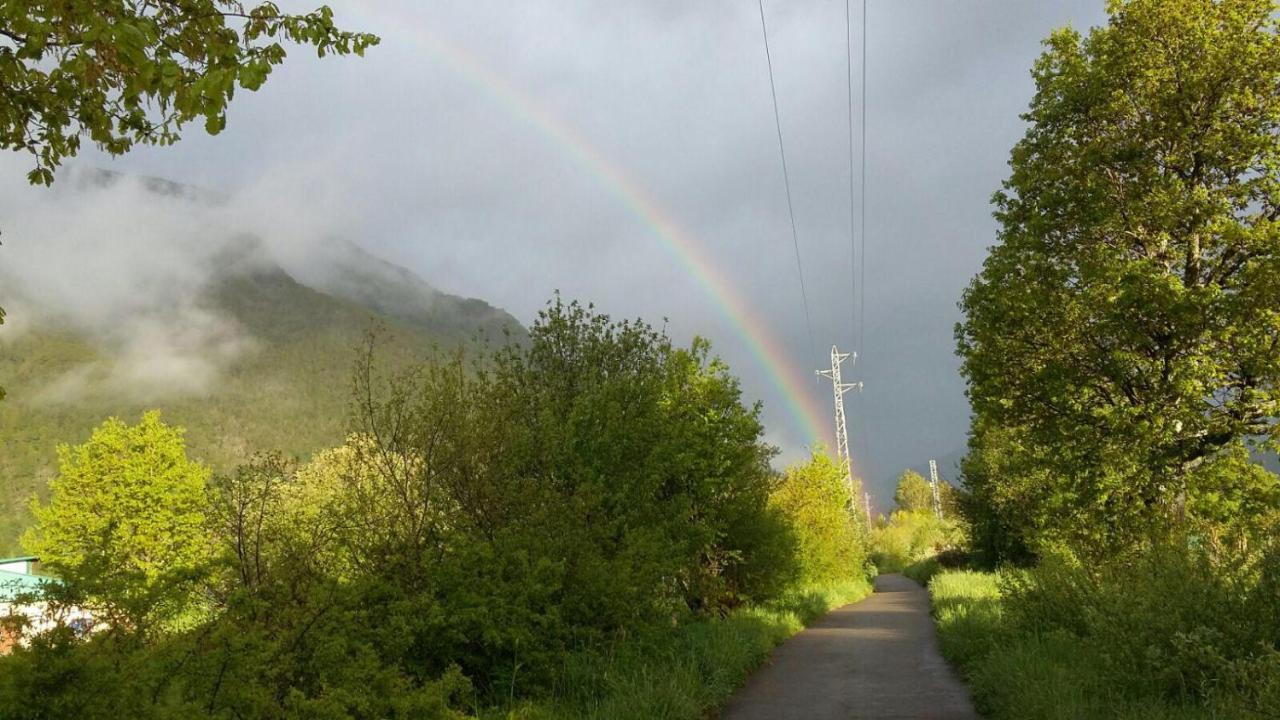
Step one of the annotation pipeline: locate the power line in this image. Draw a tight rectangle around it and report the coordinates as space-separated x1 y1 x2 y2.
859 0 868 355
845 0 857 348
756 0 817 368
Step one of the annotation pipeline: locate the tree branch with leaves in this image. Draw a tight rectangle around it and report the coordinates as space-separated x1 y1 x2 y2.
0 0 379 185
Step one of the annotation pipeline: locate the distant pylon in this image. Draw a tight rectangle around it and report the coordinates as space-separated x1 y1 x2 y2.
817 345 862 498
929 459 942 519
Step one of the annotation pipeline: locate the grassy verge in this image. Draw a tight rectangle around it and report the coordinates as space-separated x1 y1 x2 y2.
924 570 1238 720
901 557 941 586
488 578 872 720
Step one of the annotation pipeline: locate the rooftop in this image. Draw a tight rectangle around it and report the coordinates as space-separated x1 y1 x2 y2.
0 569 47 603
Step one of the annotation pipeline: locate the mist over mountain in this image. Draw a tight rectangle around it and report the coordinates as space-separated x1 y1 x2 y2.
0 168 523 552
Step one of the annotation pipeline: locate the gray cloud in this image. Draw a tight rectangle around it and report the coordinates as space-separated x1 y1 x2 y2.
4 0 1111 504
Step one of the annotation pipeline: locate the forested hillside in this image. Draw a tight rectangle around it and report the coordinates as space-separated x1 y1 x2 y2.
0 216 522 554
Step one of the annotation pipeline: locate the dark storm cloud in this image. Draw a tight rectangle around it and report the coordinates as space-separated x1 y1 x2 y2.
60 0 1108 503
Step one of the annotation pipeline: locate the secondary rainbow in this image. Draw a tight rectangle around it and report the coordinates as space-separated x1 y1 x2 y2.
362 7 832 447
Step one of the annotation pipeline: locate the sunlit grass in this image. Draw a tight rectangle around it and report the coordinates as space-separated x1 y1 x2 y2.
488 578 872 720
925 569 1232 720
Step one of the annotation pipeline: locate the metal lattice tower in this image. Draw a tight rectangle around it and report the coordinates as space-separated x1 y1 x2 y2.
929 459 942 519
817 345 862 495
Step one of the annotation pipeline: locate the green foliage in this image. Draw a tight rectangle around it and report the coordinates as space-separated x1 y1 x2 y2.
24 411 211 579
893 469 933 513
954 422 1044 567
1 1 378 185
926 538 1280 719
1000 539 1280 713
871 467 968 572
485 579 872 720
0 296 873 718
327 296 799 688
956 0 1280 554
0 265 518 555
938 3 1280 717
769 449 865 587
869 509 965 573
902 557 942 586
22 412 212 629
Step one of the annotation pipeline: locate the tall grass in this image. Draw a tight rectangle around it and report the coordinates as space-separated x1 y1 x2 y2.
488 578 872 720
925 568 1275 719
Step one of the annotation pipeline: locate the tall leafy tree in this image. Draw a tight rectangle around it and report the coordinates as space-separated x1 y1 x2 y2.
24 412 212 591
893 469 933 514
957 0 1280 549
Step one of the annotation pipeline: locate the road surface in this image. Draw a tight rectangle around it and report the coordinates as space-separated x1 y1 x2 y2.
719 573 979 720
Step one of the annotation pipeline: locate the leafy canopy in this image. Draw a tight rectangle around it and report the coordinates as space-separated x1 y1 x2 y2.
771 449 866 586
957 0 1280 552
1 1 379 184
24 411 212 582
893 469 933 514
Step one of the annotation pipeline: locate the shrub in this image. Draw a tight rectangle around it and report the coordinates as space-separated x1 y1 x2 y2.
924 528 1280 718
869 510 964 572
998 536 1280 711
902 557 940 586
0 297 879 718
769 450 865 587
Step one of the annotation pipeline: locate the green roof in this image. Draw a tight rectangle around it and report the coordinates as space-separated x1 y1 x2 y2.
0 563 48 602
0 568 47 603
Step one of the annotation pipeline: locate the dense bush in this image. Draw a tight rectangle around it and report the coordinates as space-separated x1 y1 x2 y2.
769 450 866 587
0 298 871 718
1000 537 1280 715
868 510 964 573
868 469 966 573
926 536 1280 720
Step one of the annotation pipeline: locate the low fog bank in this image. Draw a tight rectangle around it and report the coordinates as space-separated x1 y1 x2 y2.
0 163 436 402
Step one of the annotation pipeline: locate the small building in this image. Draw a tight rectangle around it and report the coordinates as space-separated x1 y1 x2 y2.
0 556 57 653
0 556 38 575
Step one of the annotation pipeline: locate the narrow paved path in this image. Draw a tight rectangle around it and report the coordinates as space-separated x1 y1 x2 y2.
719 573 979 720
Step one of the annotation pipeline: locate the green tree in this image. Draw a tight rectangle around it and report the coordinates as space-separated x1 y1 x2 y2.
868 509 963 572
893 469 933 513
337 297 793 692
1 1 378 185
957 421 1047 566
770 449 863 586
956 0 1280 550
24 411 212 590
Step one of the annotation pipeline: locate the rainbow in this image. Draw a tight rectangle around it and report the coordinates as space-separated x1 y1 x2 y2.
358 6 832 448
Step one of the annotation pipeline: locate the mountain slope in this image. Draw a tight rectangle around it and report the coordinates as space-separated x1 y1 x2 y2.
0 240 523 554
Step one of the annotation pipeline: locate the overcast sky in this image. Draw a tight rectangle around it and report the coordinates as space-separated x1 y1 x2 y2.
45 0 1108 506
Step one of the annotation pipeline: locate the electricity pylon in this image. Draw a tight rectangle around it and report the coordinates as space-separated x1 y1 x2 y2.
929 459 942 519
816 345 862 497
